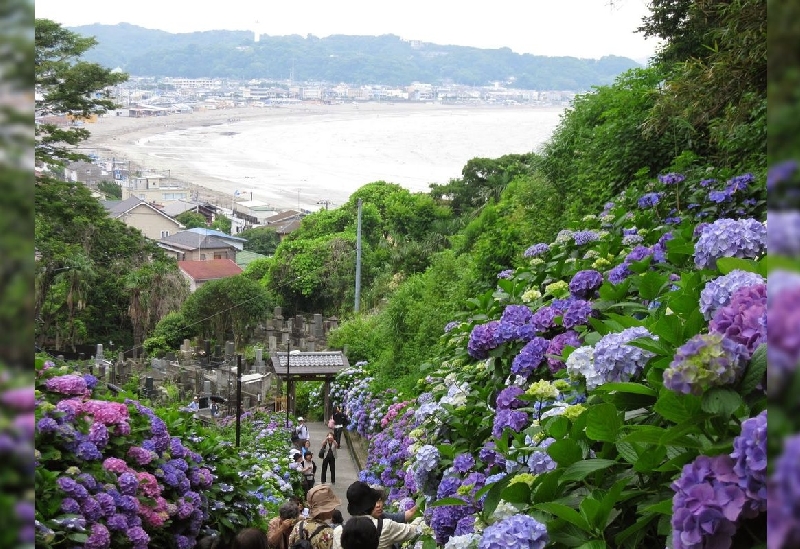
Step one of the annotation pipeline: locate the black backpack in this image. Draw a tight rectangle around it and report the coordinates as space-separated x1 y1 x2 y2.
290 521 328 549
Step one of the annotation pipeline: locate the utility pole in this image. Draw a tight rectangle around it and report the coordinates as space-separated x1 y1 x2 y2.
235 354 242 447
355 198 362 312
285 337 291 428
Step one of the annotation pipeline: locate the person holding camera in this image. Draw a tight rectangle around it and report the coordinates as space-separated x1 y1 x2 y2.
319 431 339 484
268 501 300 549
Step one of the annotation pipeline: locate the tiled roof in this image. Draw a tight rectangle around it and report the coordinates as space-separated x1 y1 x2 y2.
187 227 247 242
235 250 268 268
270 351 349 377
178 259 242 281
264 209 303 223
103 196 145 217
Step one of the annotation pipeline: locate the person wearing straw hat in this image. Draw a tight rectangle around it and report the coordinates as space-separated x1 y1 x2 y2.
288 485 340 549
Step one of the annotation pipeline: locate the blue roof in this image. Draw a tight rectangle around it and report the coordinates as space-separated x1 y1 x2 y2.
186 227 247 242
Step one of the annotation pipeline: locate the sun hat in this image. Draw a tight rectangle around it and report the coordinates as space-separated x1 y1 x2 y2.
306 484 341 519
346 481 383 516
297 417 305 422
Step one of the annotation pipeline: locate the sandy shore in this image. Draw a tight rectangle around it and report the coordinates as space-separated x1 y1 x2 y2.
82 102 489 208
82 102 563 210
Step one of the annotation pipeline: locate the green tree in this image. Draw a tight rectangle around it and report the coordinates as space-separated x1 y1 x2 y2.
211 213 232 234
175 211 207 229
181 275 271 349
238 226 281 255
35 19 128 165
143 311 196 357
97 180 122 199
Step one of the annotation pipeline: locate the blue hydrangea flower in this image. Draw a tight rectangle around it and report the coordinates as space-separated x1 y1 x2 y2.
523 243 550 258
608 263 632 285
468 321 501 360
491 409 529 438
573 230 599 246
478 514 548 549
590 327 656 389
638 192 662 209
768 210 800 256
694 218 767 270
453 453 476 474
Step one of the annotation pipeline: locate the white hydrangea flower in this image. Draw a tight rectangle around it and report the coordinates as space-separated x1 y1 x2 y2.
444 533 481 549
566 345 601 389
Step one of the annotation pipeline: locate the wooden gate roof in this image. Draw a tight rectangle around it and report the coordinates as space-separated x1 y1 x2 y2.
270 351 349 380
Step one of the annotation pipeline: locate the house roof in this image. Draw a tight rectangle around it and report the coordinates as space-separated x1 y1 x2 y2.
264 209 303 224
235 250 268 268
273 218 302 235
159 230 237 251
103 196 184 226
178 259 242 281
187 227 247 242
269 351 349 378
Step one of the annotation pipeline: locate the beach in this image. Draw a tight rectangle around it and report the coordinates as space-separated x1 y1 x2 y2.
82 102 563 210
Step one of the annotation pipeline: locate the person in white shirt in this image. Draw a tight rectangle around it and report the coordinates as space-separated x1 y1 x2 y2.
332 482 423 549
187 396 199 411
295 417 310 447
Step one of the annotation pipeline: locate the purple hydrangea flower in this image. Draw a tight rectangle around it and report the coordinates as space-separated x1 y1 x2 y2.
659 172 685 185
546 330 582 373
625 245 653 263
75 441 102 461
671 454 746 549
768 160 798 190
730 410 767 517
61 497 81 514
491 409 529 438
37 417 58 433
767 278 800 389
527 437 556 474
608 263 632 285
663 333 749 395
700 178 717 187
638 192 662 209
511 337 549 377
569 270 603 298
495 386 525 410
85 523 111 549
497 305 535 343
444 321 459 333
699 270 765 320
573 230 599 246
726 173 754 192
45 375 88 395
478 514 549 549
530 307 556 333
768 434 800 549
694 218 767 270
561 299 593 329
523 243 550 258
709 189 732 203
468 320 501 360
709 284 766 356
497 269 514 280
453 453 476 474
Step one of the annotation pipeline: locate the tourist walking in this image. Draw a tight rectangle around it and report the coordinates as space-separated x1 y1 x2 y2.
294 417 310 449
332 407 349 446
319 432 339 484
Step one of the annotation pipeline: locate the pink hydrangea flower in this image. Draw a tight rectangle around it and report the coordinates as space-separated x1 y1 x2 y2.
102 457 130 474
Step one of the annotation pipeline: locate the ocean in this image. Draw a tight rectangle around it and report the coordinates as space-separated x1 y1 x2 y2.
135 105 564 210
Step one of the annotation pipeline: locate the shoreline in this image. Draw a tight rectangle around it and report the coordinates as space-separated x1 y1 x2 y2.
82 102 563 210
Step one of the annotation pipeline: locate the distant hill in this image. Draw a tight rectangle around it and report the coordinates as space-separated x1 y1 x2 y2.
68 23 641 90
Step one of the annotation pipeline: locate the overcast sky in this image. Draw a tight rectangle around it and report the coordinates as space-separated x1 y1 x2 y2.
34 0 660 62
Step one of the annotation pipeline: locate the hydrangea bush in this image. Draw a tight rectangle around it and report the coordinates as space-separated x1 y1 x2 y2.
333 171 770 548
35 357 296 548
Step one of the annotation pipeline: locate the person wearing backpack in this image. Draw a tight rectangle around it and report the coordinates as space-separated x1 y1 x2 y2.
318 432 339 484
331 482 423 549
288 485 340 549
